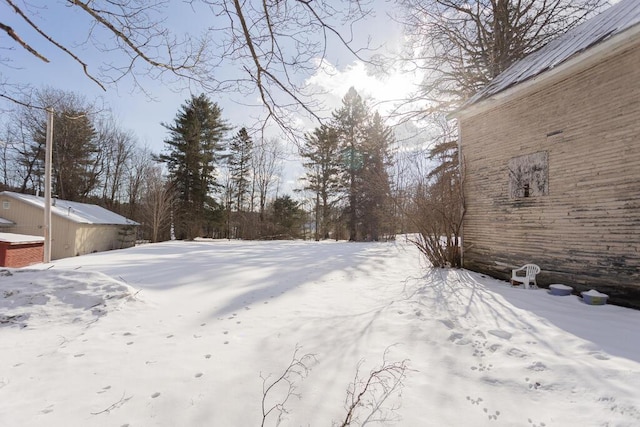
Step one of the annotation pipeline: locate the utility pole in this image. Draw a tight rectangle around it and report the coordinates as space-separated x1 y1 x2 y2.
44 107 53 263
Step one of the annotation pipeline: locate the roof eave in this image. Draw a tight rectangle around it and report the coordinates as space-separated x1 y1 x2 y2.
452 24 640 120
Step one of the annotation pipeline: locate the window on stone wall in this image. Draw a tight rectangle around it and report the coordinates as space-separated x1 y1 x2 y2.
508 151 549 199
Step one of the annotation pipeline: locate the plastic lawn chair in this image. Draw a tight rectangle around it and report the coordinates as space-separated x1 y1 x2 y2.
511 264 540 289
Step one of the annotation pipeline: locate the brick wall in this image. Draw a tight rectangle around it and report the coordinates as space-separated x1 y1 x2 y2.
0 242 44 268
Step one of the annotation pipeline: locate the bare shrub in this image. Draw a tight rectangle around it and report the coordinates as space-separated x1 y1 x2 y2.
335 350 410 426
260 345 317 427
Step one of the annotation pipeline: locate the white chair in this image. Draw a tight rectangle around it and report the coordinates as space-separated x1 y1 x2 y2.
511 264 540 289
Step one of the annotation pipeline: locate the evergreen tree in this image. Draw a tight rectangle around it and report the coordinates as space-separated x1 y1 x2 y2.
332 87 368 241
159 94 230 239
360 112 394 241
271 195 304 238
300 124 342 240
228 127 253 212
31 108 99 201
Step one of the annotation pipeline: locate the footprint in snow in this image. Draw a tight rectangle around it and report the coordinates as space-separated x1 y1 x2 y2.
74 353 85 358
223 331 228 335
525 377 542 390
166 334 174 339
195 372 203 378
507 347 527 358
440 319 456 329
589 351 610 360
126 342 134 345
123 332 133 336
448 332 463 342
487 343 502 353
41 405 54 414
470 362 493 372
466 396 483 405
483 408 500 421
473 330 486 339
151 392 161 399
204 354 212 359
528 361 547 372
224 341 229 345
449 333 471 345
488 330 512 340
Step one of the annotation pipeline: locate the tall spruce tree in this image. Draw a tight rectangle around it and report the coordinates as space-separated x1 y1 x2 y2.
332 87 368 241
360 112 394 241
25 90 100 201
300 124 342 240
30 109 99 202
159 94 229 240
228 127 253 212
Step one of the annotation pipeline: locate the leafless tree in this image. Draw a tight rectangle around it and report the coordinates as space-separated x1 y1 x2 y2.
395 0 608 114
252 137 283 224
392 0 607 266
125 145 155 219
95 119 137 207
1 0 375 130
139 166 177 243
404 119 464 267
0 127 10 188
4 88 102 201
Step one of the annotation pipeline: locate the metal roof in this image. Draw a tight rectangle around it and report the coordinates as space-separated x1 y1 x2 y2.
464 0 640 107
0 191 139 226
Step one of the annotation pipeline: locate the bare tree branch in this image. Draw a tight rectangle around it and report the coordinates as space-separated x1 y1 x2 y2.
4 0 106 90
0 20 49 63
1 0 376 135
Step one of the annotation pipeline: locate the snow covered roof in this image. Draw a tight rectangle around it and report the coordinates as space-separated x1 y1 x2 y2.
463 0 640 108
0 191 139 226
0 232 44 244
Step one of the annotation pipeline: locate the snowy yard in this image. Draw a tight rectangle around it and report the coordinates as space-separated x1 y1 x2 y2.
1 238 639 426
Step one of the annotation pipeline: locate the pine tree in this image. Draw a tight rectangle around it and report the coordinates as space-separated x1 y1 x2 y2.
228 127 253 213
271 195 304 239
159 94 230 240
332 87 368 241
300 124 342 240
360 112 394 241
31 108 99 201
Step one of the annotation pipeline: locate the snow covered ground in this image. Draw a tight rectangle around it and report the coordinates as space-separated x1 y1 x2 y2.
1 238 639 426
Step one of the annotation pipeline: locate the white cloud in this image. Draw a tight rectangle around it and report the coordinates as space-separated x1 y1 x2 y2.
305 58 421 119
